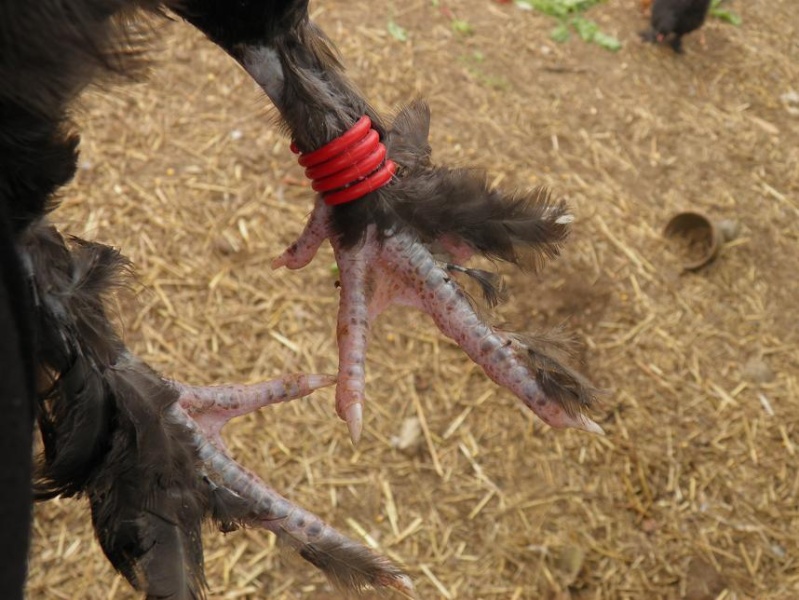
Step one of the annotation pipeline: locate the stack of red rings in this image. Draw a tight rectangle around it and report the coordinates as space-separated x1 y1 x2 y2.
290 116 396 206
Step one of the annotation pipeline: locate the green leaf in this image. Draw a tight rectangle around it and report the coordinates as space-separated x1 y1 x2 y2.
451 18 475 36
571 15 598 41
387 19 408 41
515 0 604 18
593 30 622 51
517 0 619 50
710 7 742 25
710 0 742 25
551 22 571 43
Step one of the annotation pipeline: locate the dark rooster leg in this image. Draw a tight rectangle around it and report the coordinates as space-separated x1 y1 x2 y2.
184 4 603 443
170 376 417 597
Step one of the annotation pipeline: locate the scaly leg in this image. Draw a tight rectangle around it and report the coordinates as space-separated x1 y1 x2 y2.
274 200 603 443
168 374 417 597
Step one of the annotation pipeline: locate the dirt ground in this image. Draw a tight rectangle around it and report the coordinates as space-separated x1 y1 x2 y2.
25 0 799 598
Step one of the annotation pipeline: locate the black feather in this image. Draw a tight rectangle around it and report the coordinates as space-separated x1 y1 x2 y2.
511 330 598 416
171 0 311 50
25 225 128 499
344 100 573 267
0 0 161 117
1 2 177 593
0 0 167 235
377 101 572 267
295 537 409 594
386 170 571 268
446 264 508 308
384 99 432 170
20 223 213 599
91 354 207 600
205 478 252 534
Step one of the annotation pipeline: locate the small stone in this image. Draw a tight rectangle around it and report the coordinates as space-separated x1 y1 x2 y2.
413 373 431 392
641 518 659 533
742 356 775 384
684 557 726 600
780 90 799 116
715 219 740 242
213 236 239 255
390 417 422 455
555 545 586 586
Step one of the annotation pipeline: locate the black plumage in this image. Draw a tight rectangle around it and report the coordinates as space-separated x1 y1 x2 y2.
641 0 713 53
21 224 247 599
0 205 35 597
1 14 173 587
89 354 207 600
0 2 302 596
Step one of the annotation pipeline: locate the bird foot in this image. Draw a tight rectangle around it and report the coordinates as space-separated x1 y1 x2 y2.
274 199 603 444
169 373 417 597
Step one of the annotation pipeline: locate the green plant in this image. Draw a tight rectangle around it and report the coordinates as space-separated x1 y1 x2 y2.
515 0 621 51
710 0 742 26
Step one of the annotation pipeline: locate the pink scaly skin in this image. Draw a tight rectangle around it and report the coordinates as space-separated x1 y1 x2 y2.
272 199 604 443
171 374 335 450
169 373 417 597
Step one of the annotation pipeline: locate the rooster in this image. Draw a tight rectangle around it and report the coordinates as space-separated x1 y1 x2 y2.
641 0 712 53
1 0 601 597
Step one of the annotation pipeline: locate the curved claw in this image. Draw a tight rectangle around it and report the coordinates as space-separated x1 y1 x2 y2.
532 401 605 435
344 403 363 445
332 232 374 444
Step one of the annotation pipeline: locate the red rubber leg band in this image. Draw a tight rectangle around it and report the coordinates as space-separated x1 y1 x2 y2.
323 160 396 206
305 129 380 181
297 116 372 168
312 144 387 193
